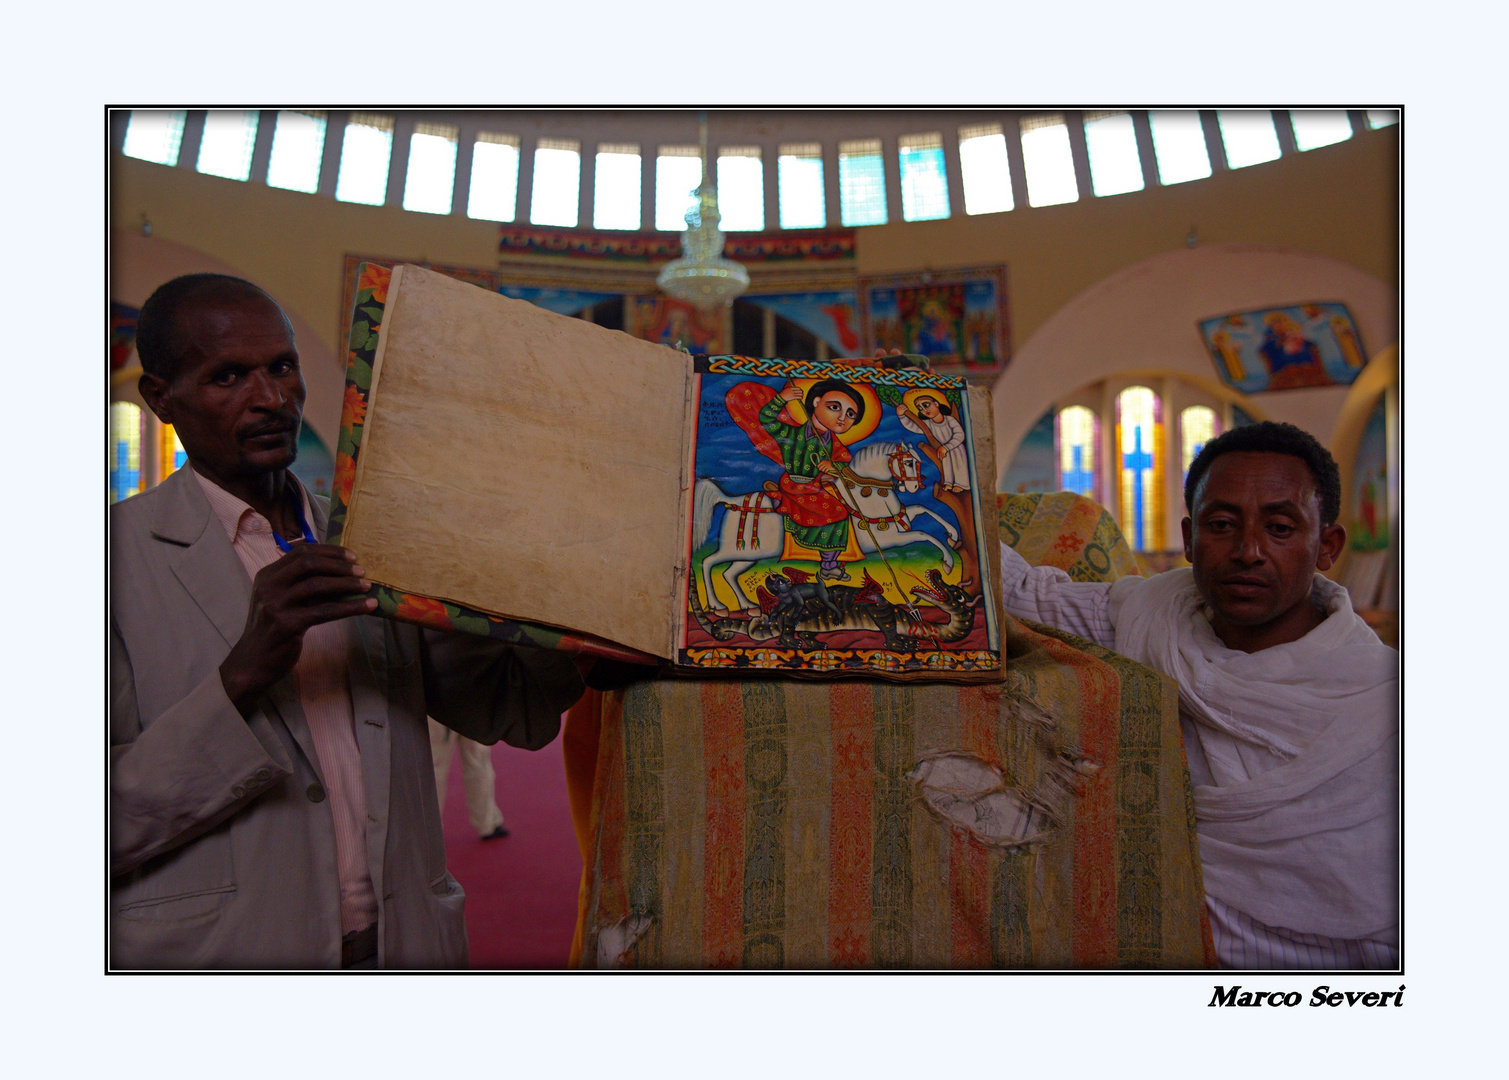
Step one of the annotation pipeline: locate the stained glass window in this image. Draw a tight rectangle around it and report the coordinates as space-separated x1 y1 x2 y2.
655 145 702 231
1217 110 1281 168
530 137 581 227
958 123 1013 214
334 113 394 205
593 143 642 230
777 143 826 229
196 110 259 181
266 111 327 193
1290 110 1353 151
402 122 459 214
716 146 764 231
1082 111 1143 197
1180 405 1219 480
838 138 887 226
158 422 188 483
1116 386 1163 551
467 132 520 221
111 402 144 504
1057 405 1099 500
898 132 950 221
123 110 187 166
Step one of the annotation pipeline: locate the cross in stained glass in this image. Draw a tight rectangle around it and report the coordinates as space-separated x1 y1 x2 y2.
114 442 138 503
1184 440 1206 481
1064 445 1094 496
1123 428 1153 549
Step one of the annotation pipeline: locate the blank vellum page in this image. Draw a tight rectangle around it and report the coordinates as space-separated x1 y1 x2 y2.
343 266 692 657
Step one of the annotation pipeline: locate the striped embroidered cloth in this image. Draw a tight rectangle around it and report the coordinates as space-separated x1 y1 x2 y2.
563 492 1214 968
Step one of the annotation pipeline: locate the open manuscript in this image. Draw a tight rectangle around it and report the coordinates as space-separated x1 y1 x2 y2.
328 264 1004 682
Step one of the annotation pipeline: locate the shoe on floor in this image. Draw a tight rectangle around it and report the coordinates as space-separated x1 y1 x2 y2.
480 825 510 840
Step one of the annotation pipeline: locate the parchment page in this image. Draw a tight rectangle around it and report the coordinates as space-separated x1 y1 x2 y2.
342 266 692 658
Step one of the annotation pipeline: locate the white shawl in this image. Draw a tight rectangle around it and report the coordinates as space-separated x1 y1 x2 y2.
1110 569 1398 941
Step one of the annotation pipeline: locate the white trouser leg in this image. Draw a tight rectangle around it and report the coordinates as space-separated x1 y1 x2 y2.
427 717 456 808
456 736 506 837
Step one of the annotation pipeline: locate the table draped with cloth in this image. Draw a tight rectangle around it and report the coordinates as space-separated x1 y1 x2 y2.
560 492 1215 968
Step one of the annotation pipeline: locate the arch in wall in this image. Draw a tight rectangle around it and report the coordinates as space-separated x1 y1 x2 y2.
991 241 1397 492
1326 345 1398 585
1010 370 1270 555
110 230 345 452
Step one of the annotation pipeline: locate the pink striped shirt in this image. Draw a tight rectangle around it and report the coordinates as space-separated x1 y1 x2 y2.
195 468 379 935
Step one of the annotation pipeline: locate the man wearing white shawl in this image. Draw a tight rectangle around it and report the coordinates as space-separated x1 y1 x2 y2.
1000 422 1397 969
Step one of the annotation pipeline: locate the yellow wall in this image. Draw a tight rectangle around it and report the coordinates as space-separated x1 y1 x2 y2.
861 127 1396 350
109 122 1397 367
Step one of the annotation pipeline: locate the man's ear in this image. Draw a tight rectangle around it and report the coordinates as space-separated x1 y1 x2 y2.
1180 517 1193 562
139 371 173 426
1316 522 1347 571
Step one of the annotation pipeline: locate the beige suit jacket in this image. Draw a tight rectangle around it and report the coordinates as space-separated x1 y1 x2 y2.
110 466 584 969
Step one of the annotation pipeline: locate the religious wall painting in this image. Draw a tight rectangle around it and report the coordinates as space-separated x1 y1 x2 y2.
1198 302 1367 394
743 290 861 355
859 267 1010 379
496 284 619 317
684 355 999 676
1349 394 1390 552
342 254 638 360
629 295 728 354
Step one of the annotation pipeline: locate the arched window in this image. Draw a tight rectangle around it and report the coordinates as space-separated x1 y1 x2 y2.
1057 405 1098 499
111 402 144 504
160 423 187 483
1179 405 1219 479
1116 386 1162 551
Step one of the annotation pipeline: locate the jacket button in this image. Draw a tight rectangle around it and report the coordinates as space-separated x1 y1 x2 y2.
231 785 245 799
307 784 326 803
254 768 272 782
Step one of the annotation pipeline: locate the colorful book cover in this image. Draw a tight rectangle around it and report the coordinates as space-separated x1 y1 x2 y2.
330 263 1002 681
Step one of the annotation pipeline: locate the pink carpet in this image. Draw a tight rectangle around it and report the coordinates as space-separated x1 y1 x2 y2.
438 734 582 969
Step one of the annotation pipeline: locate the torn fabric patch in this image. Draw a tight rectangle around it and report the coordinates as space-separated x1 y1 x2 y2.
595 913 652 969
909 753 1052 848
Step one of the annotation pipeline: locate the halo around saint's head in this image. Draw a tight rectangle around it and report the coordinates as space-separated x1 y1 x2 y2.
780 378 882 444
902 387 952 417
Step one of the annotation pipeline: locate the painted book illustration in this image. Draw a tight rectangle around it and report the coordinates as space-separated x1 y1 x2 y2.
330 263 1003 682
683 356 999 676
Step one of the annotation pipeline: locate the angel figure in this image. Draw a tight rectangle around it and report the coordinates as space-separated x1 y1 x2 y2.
898 393 969 493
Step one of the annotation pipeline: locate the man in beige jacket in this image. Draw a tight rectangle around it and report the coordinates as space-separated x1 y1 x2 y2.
111 273 585 969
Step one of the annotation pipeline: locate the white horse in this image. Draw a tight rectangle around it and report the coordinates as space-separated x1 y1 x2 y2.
693 440 960 614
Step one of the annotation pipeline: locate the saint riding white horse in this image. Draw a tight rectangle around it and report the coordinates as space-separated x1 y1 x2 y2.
693 440 960 614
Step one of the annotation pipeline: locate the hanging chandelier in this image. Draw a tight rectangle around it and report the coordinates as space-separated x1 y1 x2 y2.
656 114 749 308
